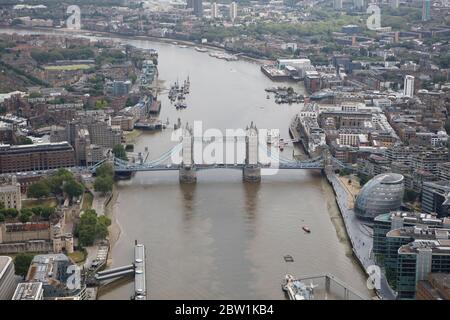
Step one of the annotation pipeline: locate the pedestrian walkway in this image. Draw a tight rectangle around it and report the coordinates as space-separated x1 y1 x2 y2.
326 171 396 300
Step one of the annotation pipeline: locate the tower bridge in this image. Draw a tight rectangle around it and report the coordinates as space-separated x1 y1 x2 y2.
90 122 347 183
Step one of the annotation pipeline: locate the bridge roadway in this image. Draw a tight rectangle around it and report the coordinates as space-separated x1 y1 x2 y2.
113 161 326 173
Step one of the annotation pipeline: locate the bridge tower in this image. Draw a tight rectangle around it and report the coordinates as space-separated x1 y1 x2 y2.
322 146 333 174
179 123 197 183
243 122 261 182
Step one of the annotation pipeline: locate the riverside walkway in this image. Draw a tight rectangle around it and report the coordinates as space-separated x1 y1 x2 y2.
325 169 396 300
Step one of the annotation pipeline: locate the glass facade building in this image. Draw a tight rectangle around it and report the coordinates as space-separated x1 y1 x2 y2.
397 240 450 299
373 212 449 290
355 173 405 220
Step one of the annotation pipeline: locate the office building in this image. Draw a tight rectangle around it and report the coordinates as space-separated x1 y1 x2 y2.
355 173 405 220
112 80 131 97
375 217 450 287
438 162 450 181
86 121 122 150
422 0 431 21
411 147 448 175
211 2 219 19
397 239 450 299
26 254 87 299
422 181 450 217
0 176 21 210
193 0 203 17
12 282 44 300
374 211 448 262
0 256 17 300
0 142 75 174
229 2 237 22
404 75 415 98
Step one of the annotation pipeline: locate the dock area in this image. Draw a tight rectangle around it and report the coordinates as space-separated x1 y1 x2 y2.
260 65 290 81
148 100 161 115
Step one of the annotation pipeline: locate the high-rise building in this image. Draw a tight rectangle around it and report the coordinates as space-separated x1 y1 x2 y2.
229 2 237 22
353 0 364 10
211 2 219 19
390 0 399 8
334 0 343 9
422 0 431 21
186 0 194 9
193 0 203 17
404 75 415 98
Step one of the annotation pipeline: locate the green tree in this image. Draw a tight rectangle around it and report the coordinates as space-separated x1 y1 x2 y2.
14 253 34 278
19 212 31 223
17 136 33 145
95 163 114 177
4 208 18 218
112 144 128 161
47 169 76 195
98 215 111 227
94 175 114 194
27 180 51 198
63 179 85 199
76 209 110 247
40 206 55 220
0 213 5 222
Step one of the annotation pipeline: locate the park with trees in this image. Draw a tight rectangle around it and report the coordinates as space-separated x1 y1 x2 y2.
27 168 85 203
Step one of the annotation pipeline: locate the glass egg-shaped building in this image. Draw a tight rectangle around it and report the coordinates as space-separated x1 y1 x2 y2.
355 173 404 220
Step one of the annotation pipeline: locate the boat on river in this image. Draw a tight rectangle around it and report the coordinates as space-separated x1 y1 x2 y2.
282 274 317 300
195 47 208 53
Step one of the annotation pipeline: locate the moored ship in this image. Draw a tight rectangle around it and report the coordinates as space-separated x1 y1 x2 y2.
281 274 317 300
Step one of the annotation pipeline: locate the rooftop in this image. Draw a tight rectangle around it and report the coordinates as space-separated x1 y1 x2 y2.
399 239 450 255
387 227 450 240
12 282 43 300
375 211 448 226
26 253 70 284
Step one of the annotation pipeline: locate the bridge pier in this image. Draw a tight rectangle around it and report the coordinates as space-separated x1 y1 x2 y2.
243 165 261 182
179 166 197 183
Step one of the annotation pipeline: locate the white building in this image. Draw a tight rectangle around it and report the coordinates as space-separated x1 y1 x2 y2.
404 75 415 98
277 58 315 79
211 2 219 19
229 2 237 22
0 176 22 210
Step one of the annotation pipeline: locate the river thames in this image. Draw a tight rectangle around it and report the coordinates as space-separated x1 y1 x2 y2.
1 28 372 299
